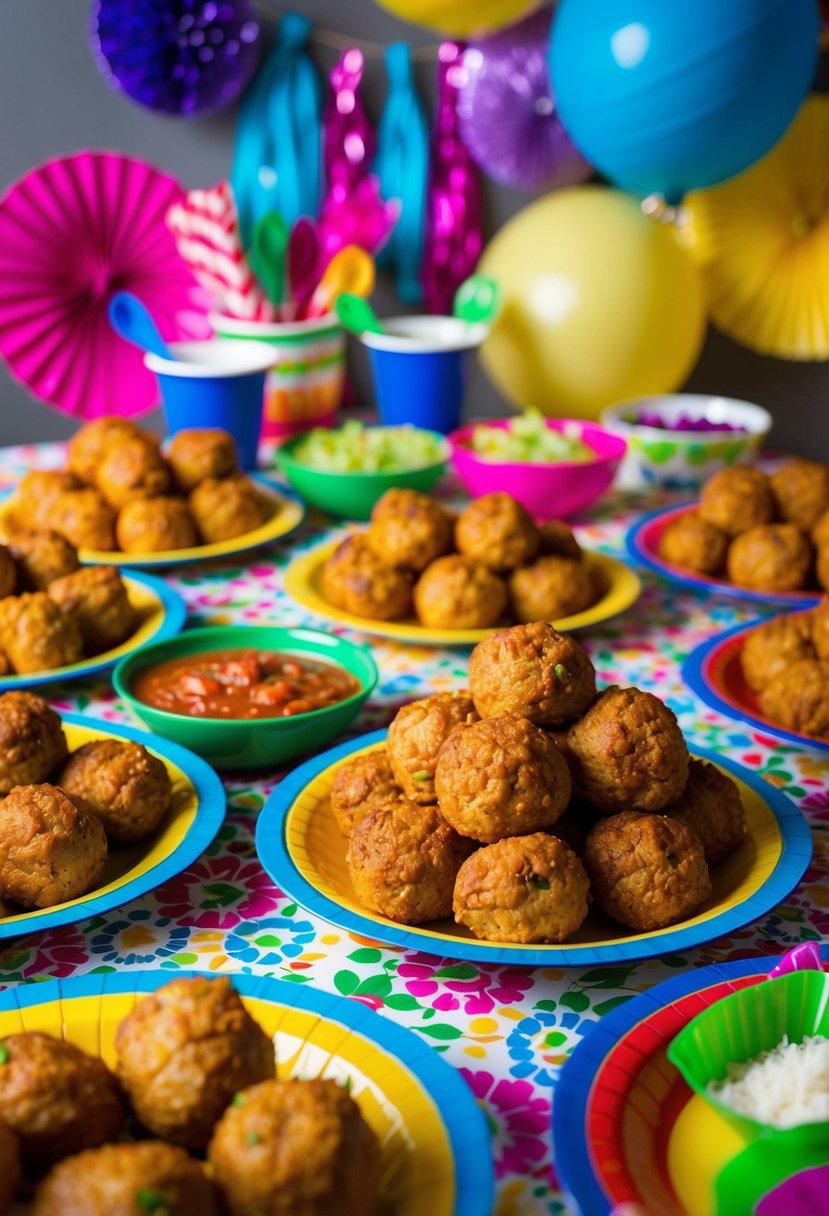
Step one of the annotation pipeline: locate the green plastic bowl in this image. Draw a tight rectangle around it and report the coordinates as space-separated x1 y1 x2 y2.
113 625 378 771
275 428 449 521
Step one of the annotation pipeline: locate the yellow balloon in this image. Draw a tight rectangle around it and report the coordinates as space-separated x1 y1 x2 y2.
373 0 543 37
479 187 707 420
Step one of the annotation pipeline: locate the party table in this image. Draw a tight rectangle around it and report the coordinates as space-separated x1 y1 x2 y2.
0 441 826 1216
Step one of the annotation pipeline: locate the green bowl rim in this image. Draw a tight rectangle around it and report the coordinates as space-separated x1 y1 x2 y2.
275 426 451 480
113 624 378 730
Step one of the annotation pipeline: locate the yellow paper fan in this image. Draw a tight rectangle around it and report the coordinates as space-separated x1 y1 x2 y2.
685 96 829 361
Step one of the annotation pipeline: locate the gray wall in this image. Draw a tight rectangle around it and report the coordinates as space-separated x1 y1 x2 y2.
2 0 828 457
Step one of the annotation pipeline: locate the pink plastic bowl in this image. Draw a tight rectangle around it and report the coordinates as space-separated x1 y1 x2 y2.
449 419 627 520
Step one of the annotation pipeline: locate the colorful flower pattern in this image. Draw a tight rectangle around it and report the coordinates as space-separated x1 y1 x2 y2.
0 446 826 1214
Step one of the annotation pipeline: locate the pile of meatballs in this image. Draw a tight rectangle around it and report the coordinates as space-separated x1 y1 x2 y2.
321 488 603 630
0 692 172 915
6 418 273 555
0 530 139 675
741 597 829 739
0 975 381 1216
660 459 829 593
331 622 748 944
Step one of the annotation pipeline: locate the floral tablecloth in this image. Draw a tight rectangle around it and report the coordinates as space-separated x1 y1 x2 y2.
0 442 826 1216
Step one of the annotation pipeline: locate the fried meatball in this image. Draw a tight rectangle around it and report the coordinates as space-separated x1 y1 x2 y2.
740 611 815 693
818 545 829 594
58 739 172 845
14 470 81 532
0 548 14 602
453 833 589 944
346 800 470 924
51 488 117 551
321 534 413 621
812 507 829 550
0 1032 123 1169
663 759 747 865
414 555 507 630
0 691 67 793
434 715 571 842
32 1142 218 1216
813 597 829 660
727 524 813 593
96 437 172 510
584 811 710 931
67 416 154 484
387 692 479 804
566 686 689 814
0 1118 19 1213
538 520 582 560
699 466 775 537
0 783 107 909
758 658 829 738
770 459 829 531
366 488 454 573
508 555 597 623
116 496 198 553
0 592 83 673
657 512 729 576
189 476 268 544
208 1078 381 1216
115 976 276 1149
9 530 79 591
47 566 137 653
167 428 239 493
455 492 540 572
469 621 596 726
329 748 402 837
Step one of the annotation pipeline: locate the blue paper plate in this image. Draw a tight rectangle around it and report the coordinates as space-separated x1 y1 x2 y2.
0 569 186 691
0 712 225 941
255 729 813 968
0 969 493 1216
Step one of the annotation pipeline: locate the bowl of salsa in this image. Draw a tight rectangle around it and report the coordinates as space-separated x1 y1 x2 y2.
113 625 378 770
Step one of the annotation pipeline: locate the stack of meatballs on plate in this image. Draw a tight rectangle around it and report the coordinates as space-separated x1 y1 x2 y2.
740 597 829 739
0 975 381 1216
333 622 748 944
660 459 829 592
0 692 172 914
0 529 139 675
322 488 604 629
5 418 273 555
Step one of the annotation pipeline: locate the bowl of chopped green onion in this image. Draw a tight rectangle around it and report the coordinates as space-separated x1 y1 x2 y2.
449 414 626 519
275 422 450 520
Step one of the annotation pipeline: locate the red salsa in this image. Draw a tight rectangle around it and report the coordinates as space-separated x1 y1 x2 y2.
132 649 360 719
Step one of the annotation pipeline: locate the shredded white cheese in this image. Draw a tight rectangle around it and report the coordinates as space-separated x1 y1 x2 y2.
709 1034 829 1128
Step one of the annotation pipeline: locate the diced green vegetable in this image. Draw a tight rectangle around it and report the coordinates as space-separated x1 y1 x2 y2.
469 411 595 465
290 421 445 474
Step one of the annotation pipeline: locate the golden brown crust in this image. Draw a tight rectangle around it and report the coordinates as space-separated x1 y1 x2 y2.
387 692 479 804
58 739 172 845
469 621 596 726
657 512 729 575
116 497 198 553
189 477 268 544
0 593 83 674
770 459 829 531
0 692 67 793
455 492 540 572
663 759 747 865
366 489 454 572
9 531 79 592
167 428 239 493
15 471 81 532
66 417 154 485
726 523 813 592
51 489 117 551
813 597 829 660
0 783 107 909
699 466 775 537
538 520 581 560
508 556 598 623
413 555 507 630
758 658 829 737
740 612 815 692
329 749 402 837
96 438 172 510
0 547 16 601
321 534 414 621
47 567 137 653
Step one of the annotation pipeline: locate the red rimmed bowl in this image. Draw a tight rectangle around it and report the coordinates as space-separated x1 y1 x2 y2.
448 418 626 520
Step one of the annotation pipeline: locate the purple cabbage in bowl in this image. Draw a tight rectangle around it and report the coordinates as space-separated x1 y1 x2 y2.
634 411 747 433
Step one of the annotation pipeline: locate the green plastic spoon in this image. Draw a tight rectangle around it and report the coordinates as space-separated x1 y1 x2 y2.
250 211 288 306
335 293 385 336
453 274 500 324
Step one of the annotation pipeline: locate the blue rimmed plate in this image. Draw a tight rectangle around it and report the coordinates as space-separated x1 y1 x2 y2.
0 713 225 940
0 969 493 1216
255 730 812 968
0 570 186 691
626 503 822 607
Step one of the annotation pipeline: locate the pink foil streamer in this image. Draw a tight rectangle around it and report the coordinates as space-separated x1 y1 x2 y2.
421 41 484 315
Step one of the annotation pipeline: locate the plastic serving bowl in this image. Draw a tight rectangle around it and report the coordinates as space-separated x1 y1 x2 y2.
113 625 378 770
275 428 450 521
449 418 626 520
601 394 772 490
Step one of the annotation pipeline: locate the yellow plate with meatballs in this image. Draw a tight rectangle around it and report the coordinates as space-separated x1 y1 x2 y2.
0 711 225 941
285 542 641 645
0 971 493 1216
256 730 812 967
0 571 186 691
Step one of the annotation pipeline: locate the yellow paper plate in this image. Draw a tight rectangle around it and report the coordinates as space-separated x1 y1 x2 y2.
285 541 641 645
0 571 186 691
0 971 493 1216
0 715 225 940
256 732 812 967
0 477 305 569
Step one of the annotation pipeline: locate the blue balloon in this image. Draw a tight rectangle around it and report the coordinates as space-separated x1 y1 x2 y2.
550 0 819 201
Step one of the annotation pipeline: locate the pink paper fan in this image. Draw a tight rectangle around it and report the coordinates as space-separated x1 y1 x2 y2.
0 151 210 418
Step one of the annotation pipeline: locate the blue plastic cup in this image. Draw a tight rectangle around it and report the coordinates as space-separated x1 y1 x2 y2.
145 339 276 469
362 317 489 435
